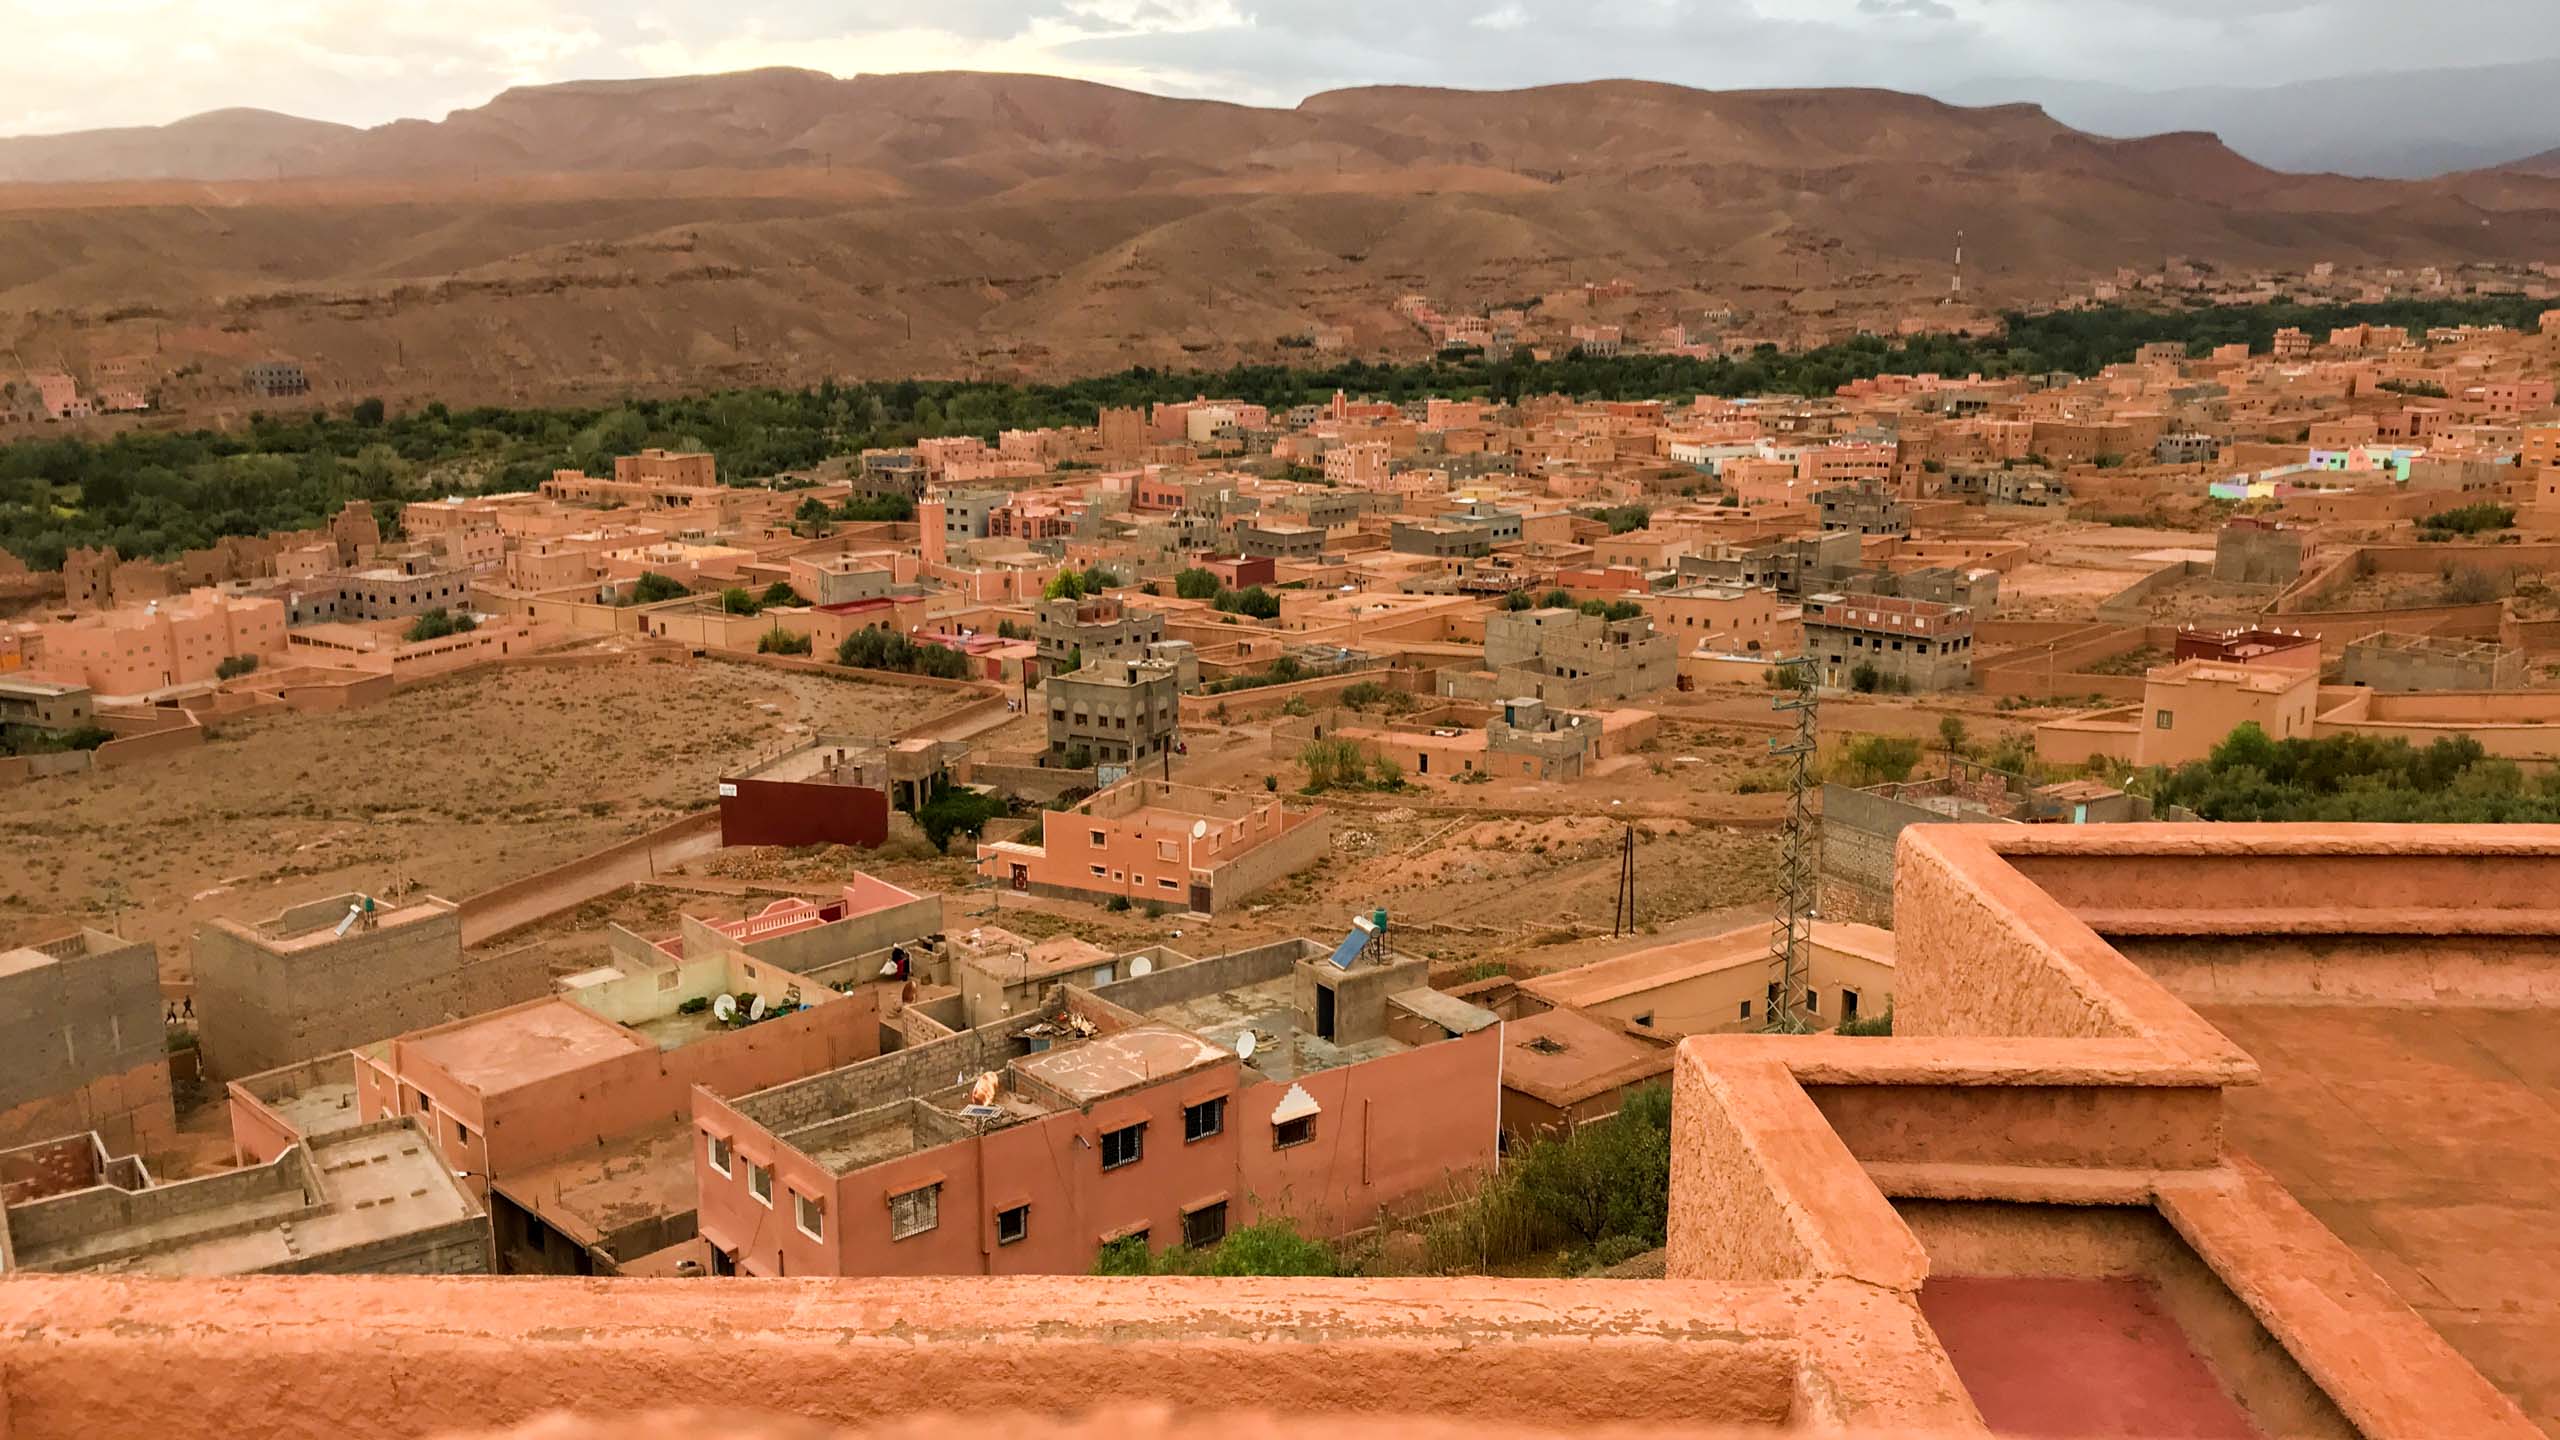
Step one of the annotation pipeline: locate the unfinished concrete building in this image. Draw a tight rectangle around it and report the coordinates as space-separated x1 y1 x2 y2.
1801 593 1975 692
0 930 172 1153
1818 768 2146 926
1033 596 1166 672
2213 518 2312 586
2340 632 2526 692
1450 608 1676 706
192 893 539 1081
1045 658 1181 768
1814 480 1911 537
0 1119 484 1276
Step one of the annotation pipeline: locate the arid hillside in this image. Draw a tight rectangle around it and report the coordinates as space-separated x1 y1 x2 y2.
5 70 2560 408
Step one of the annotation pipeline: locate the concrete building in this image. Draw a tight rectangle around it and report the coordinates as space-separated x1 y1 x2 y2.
192 893 535 1082
1453 608 1676 706
1328 697 1634 782
2340 632 2526 692
2036 657 2320 769
1045 657 1181 768
227 920 886 1276
241 362 309 399
0 1119 485 1275
977 780 1331 914
0 930 173 1154
1388 521 1492 559
690 929 1498 1277
2212 519 2312 586
1034 596 1165 672
1818 768 2147 926
1800 594 1974 692
1813 481 1911 537
1235 521 1327 562
0 676 94 731
1640 584 1791 658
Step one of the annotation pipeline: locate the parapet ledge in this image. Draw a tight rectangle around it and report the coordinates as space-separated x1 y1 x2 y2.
1691 1035 2255 1090
2154 1157 2541 1440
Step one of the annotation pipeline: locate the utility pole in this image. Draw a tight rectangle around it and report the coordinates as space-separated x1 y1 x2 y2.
1611 820 1638 936
1763 654 1818 1035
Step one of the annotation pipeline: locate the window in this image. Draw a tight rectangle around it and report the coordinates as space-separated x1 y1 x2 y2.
890 1183 940 1240
1100 1123 1146 1170
749 1162 773 1206
795 1190 825 1241
1806 990 1821 1014
2155 709 2176 730
996 1204 1030 1245
1182 1201 1229 1249
1184 1097 1226 1142
1273 1116 1316 1149
1632 1012 1654 1028
1090 829 1108 847
1738 999 1753 1020
455 1121 473 1146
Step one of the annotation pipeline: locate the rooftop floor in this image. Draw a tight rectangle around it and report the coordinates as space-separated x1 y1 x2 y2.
2200 1003 2560 1439
497 1121 698 1257
1146 977 1404 1081
404 999 650 1092
268 1080 365 1140
1918 1276 2260 1439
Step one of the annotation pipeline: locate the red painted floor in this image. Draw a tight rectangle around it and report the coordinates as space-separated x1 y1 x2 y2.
1919 1276 2261 1439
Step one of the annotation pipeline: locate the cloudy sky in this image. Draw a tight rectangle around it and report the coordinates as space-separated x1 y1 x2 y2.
6 0 2560 136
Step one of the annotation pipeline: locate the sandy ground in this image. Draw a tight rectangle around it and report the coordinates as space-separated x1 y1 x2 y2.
0 657 955 968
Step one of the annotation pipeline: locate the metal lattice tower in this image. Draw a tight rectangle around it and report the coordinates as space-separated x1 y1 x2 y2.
1763 656 1818 1035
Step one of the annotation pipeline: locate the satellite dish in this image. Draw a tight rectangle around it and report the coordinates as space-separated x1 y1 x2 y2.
1191 819 1209 840
1129 956 1153 977
1236 1030 1257 1061
749 995 768 1022
712 994 737 1022
878 959 901 977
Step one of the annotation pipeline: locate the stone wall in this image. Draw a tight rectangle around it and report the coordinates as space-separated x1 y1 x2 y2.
0 934 170 1151
193 906 522 1081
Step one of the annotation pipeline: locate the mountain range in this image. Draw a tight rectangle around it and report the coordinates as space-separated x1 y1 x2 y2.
0 70 2556 407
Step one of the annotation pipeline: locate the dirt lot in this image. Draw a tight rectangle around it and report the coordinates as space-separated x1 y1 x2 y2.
0 656 957 968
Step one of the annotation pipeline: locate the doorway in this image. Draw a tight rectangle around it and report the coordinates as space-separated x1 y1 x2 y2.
1315 985 1336 1040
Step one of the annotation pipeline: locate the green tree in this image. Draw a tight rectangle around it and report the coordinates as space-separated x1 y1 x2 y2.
721 587 760 616
403 608 477 642
1174 567 1222 600
631 572 688 604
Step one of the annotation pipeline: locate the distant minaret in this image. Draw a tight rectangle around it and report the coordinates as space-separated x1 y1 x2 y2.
1951 230 1966 297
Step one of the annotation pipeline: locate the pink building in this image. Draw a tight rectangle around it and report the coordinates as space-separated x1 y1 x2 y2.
26 588 288 699
689 931 1501 1278
1325 443 1390 487
229 922 895 1275
978 779 1331 915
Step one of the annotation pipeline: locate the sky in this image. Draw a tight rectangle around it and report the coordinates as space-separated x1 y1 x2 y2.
7 0 2560 136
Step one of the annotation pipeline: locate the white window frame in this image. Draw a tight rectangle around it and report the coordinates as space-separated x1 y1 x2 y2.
794 1189 825 1241
749 1162 773 1207
707 1133 732 1178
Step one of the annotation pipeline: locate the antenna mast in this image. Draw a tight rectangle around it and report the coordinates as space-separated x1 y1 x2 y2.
1763 655 1818 1035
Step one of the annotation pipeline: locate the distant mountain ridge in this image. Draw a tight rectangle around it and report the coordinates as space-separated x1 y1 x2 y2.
2 69 2559 410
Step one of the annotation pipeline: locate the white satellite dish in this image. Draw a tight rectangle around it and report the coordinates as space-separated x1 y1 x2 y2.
878 959 901 978
749 995 768 1022
1191 819 1209 840
712 994 738 1022
1236 1030 1257 1061
1129 956 1153 978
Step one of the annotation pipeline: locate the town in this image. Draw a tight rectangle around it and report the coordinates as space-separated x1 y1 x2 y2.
5 292 2560 1438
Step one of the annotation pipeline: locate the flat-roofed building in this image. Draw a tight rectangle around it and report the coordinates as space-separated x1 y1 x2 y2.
1801 593 1973 692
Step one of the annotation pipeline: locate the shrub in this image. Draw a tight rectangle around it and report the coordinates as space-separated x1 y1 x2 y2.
2420 503 2516 537
1834 735 1922 787
1421 1085 1671 1272
720 586 760 615
916 785 1007 850
403 608 477 642
1300 737 1367 793
631 572 689 604
757 626 812 656
759 581 804 608
214 654 260 681
2440 563 2506 606
1502 590 1536 611
1836 1005 1895 1037
1175 567 1222 601
1107 894 1133 912
1540 589 1574 610
1263 774 1278 792
1095 1221 1339 1277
